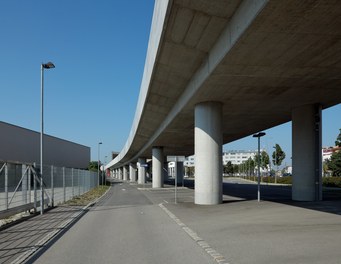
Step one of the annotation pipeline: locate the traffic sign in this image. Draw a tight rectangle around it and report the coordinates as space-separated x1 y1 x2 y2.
167 156 185 162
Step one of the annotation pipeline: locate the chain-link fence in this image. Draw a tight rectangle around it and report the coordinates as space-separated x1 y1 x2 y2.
0 161 98 218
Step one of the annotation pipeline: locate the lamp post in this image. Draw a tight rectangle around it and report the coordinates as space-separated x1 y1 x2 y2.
104 155 107 186
253 132 266 202
273 146 278 184
98 142 102 187
40 62 55 215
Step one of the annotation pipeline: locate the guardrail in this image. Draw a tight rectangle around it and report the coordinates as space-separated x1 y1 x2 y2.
0 161 98 218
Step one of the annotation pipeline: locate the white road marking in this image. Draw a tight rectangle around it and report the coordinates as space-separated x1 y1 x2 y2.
159 203 230 264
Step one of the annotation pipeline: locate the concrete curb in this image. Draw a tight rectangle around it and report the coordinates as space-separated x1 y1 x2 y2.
138 186 188 191
10 186 112 264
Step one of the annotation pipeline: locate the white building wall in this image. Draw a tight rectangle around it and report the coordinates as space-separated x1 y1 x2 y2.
322 146 341 162
184 156 195 167
176 151 262 168
223 150 259 165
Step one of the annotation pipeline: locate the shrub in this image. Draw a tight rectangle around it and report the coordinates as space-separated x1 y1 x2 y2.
323 177 341 188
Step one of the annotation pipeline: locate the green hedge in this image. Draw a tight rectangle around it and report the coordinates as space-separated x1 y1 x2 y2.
323 177 341 188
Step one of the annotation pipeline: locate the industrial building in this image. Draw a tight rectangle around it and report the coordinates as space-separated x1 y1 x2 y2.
0 121 90 169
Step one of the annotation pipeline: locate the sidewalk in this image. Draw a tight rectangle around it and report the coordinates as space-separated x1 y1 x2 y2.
0 205 87 264
0 184 112 264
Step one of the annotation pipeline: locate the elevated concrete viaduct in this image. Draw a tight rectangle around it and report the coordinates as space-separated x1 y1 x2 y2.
106 0 341 204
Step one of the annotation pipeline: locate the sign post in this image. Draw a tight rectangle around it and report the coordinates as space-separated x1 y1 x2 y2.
167 156 185 204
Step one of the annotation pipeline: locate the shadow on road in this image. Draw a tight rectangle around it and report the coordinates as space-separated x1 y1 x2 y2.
166 178 341 216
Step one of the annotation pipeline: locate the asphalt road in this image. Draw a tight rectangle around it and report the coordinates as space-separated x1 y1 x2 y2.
29 178 341 264
31 181 216 264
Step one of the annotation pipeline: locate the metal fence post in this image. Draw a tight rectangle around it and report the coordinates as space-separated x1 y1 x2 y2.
72 168 74 198
5 163 8 210
78 170 80 196
51 165 54 207
63 167 66 203
83 170 85 194
33 163 37 212
28 165 32 204
22 164 27 206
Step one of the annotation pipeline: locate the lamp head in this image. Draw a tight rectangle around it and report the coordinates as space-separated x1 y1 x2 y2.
253 132 266 138
42 62 55 69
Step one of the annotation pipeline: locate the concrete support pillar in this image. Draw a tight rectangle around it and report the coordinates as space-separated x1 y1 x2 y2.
138 158 146 184
152 147 164 188
119 167 123 180
146 167 151 182
129 163 137 182
123 166 128 181
292 104 322 201
175 161 184 185
163 162 169 183
195 101 223 205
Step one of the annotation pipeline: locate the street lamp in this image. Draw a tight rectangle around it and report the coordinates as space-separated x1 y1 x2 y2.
273 146 278 184
253 132 266 202
98 142 102 187
40 62 55 215
104 155 107 185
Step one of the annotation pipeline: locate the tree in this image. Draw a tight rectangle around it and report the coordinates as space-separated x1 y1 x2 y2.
224 161 234 175
323 161 330 176
327 129 341 176
272 144 286 167
335 128 341 147
88 161 99 172
184 166 195 177
262 151 270 171
327 152 341 176
239 162 246 175
254 151 270 171
233 164 239 175
245 157 255 176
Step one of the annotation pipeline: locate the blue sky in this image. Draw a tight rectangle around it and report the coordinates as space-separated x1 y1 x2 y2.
0 1 340 166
